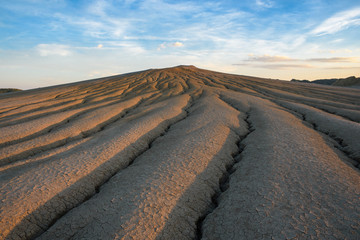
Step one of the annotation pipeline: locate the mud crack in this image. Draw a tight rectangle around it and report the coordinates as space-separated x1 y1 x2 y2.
195 105 255 240
33 94 200 240
277 103 360 169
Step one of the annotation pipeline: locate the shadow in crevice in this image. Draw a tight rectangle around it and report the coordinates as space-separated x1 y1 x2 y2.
5 102 191 240
155 119 250 240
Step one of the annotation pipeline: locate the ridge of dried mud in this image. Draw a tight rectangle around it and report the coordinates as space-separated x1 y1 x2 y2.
0 66 359 240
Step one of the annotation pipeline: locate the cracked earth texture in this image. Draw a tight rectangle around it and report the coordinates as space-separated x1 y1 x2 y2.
0 66 359 240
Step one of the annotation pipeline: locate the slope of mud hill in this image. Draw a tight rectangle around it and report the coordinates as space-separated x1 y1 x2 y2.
0 65 359 240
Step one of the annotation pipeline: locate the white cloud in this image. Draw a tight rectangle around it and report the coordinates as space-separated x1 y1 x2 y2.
311 8 360 35
245 54 358 63
234 63 313 69
255 0 274 8
53 11 129 39
157 41 184 50
36 44 72 56
105 41 146 54
171 42 184 47
139 0 202 15
331 39 344 43
308 57 358 63
324 66 360 70
247 54 294 62
259 64 313 69
87 0 109 17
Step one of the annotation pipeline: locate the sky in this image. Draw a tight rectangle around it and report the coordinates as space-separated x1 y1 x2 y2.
0 0 360 89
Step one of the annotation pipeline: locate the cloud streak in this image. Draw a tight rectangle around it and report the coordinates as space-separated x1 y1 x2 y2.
235 54 359 70
308 57 358 62
36 44 72 57
234 63 313 69
157 41 184 50
245 55 359 63
311 8 360 35
247 54 294 62
255 0 274 8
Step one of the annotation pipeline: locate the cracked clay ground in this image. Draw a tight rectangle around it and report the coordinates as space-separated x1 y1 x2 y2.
0 66 359 240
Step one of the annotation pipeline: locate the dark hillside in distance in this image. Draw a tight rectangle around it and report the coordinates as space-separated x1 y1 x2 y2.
291 76 360 88
0 88 22 94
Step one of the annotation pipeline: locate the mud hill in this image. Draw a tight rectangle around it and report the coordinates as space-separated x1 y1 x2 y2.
291 76 360 88
0 88 22 94
0 66 359 240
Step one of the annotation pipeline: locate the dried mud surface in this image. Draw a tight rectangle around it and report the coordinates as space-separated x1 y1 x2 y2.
0 66 359 240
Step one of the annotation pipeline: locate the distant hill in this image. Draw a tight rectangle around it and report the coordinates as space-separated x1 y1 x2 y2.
291 76 360 88
0 88 22 94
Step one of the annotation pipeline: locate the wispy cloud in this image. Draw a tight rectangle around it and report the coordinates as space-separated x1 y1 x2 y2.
308 57 358 62
172 42 184 47
324 66 360 70
245 54 359 63
139 0 204 15
234 63 313 69
247 54 294 62
87 0 110 17
103 41 146 54
311 7 360 35
235 54 359 70
255 0 274 8
36 44 72 56
331 39 344 43
259 64 313 69
157 41 184 50
53 3 132 39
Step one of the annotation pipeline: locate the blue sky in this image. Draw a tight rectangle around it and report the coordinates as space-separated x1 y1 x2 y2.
1 0 359 89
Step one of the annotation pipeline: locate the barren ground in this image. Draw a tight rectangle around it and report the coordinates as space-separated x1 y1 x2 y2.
0 66 359 239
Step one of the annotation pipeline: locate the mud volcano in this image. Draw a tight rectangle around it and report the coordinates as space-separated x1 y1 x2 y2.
0 66 359 239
